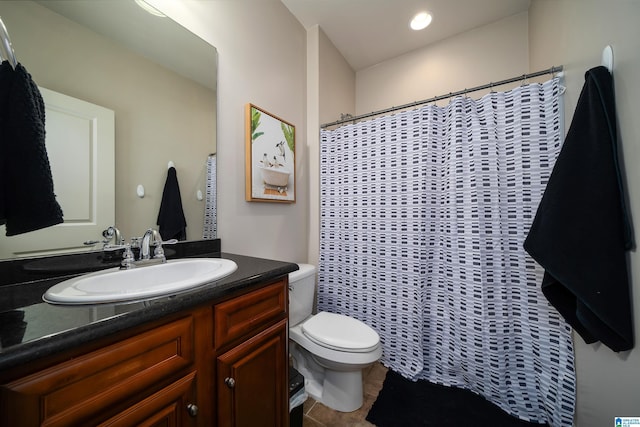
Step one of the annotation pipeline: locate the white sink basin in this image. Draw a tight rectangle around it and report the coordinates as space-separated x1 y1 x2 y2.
43 258 238 305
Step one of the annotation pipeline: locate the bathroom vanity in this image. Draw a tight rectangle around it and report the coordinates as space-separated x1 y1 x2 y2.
0 241 296 426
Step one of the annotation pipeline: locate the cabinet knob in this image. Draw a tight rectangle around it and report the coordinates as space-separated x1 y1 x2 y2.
224 377 236 389
186 403 198 417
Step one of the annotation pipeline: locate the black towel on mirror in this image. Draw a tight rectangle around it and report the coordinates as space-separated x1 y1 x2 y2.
524 66 634 352
157 166 187 241
0 61 63 236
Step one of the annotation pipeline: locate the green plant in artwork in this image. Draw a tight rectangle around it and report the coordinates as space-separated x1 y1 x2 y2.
251 107 264 142
281 122 295 153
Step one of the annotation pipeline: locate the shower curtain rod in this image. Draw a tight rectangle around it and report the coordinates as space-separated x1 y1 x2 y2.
321 65 564 129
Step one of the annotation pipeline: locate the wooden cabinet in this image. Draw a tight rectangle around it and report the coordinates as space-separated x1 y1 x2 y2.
1 315 197 426
214 280 289 427
217 320 287 427
0 277 289 427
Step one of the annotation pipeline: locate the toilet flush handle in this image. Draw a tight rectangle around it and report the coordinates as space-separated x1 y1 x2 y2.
224 377 236 389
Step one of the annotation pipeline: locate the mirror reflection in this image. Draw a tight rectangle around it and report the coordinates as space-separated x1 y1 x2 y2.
0 0 217 260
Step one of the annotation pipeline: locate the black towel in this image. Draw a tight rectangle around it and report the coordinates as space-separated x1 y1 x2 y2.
157 166 187 241
524 66 634 352
0 61 63 235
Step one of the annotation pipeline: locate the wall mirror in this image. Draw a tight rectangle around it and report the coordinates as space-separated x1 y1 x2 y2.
0 0 217 260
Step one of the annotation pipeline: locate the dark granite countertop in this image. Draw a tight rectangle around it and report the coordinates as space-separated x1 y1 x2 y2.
0 240 298 373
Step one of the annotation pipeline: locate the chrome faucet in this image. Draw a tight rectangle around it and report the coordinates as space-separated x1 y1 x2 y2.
119 228 177 269
140 228 162 260
102 226 124 247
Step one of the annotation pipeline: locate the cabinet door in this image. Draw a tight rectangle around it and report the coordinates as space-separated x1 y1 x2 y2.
217 319 288 427
98 371 198 427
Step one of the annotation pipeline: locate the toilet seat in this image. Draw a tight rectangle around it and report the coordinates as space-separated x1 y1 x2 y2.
301 311 380 353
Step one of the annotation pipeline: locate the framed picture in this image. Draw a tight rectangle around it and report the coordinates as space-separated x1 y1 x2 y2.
245 104 296 203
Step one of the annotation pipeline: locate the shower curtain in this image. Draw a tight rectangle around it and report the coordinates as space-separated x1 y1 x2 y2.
203 154 217 239
318 78 575 426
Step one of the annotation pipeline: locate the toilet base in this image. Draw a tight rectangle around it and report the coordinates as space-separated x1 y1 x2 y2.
290 342 365 412
318 368 363 412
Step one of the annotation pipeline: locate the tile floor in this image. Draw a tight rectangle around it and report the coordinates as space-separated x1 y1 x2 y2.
300 362 388 427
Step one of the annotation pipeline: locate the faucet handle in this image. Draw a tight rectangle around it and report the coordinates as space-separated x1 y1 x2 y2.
120 244 136 269
153 244 166 263
152 234 177 263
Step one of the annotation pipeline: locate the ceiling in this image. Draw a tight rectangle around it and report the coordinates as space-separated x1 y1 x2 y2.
281 0 531 71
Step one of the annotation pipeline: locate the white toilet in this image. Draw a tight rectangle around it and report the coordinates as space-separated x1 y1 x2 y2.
288 264 382 412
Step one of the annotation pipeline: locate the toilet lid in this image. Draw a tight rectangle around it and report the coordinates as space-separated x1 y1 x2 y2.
301 311 380 352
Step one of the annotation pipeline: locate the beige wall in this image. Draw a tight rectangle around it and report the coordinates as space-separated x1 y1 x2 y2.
0 1 215 243
307 27 357 265
530 1 640 426
306 26 321 267
318 29 356 126
355 12 529 114
153 0 308 263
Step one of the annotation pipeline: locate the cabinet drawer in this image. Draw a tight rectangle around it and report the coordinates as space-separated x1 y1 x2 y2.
214 279 287 349
1 315 194 426
98 371 197 427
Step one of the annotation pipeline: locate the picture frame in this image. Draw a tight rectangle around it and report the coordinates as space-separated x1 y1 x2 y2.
245 103 296 203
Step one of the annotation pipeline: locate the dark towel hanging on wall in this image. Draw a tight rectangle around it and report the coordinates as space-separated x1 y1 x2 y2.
524 66 634 352
157 166 187 241
0 61 63 235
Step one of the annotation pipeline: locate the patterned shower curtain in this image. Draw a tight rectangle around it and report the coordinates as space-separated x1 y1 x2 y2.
203 154 217 239
318 78 575 426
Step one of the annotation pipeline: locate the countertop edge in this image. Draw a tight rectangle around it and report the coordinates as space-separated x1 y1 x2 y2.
0 253 298 374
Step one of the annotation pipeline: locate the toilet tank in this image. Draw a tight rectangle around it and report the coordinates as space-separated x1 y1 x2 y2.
288 264 317 327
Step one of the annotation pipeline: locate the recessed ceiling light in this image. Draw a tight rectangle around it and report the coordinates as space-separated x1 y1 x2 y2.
134 0 167 18
410 12 432 31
